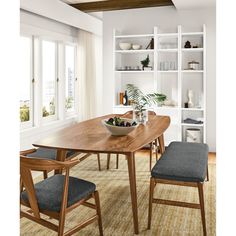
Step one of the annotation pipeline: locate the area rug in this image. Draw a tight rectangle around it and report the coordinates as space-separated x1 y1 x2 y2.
20 153 216 236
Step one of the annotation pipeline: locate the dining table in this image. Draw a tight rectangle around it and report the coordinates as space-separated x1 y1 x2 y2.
33 114 170 234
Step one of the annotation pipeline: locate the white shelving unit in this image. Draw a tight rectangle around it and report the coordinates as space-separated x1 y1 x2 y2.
113 25 206 145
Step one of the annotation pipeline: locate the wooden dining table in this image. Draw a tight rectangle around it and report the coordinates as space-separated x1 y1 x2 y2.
33 114 170 234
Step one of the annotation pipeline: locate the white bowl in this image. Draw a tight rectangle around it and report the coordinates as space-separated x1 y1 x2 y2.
132 44 142 50
119 42 132 50
102 118 138 136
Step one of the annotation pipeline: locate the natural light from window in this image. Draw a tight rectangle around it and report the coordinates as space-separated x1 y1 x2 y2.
42 40 56 118
20 36 31 123
65 45 75 112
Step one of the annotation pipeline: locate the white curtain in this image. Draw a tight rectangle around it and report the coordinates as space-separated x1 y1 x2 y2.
77 30 102 121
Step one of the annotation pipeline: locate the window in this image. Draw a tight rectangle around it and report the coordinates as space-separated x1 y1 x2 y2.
20 35 78 130
41 40 57 119
19 36 33 126
65 45 76 113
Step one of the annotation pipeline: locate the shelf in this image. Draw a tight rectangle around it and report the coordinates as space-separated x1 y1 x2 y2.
157 49 178 52
115 34 154 38
156 106 179 110
182 48 203 52
182 70 204 73
157 33 178 37
115 49 154 54
181 108 204 111
115 70 154 73
181 123 204 127
157 70 178 73
182 32 203 36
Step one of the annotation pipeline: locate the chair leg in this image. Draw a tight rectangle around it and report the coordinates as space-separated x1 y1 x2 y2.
97 154 101 171
147 177 155 229
107 154 111 170
94 191 104 236
43 170 48 179
116 154 119 169
149 143 153 172
58 212 66 236
155 139 158 161
198 182 207 236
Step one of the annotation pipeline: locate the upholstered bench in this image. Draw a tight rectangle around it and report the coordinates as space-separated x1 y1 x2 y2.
148 141 209 236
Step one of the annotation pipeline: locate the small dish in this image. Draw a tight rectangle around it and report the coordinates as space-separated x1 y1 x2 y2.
132 44 142 50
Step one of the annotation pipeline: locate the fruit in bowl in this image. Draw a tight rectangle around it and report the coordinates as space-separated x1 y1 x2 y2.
102 117 138 136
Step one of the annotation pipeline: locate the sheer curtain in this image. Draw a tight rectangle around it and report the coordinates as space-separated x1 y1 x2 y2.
77 29 102 121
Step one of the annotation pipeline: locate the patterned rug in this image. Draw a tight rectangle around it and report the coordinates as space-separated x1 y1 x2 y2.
20 153 216 236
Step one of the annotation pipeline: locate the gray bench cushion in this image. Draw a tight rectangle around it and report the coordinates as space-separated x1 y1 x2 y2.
151 142 208 182
21 175 96 212
27 148 77 160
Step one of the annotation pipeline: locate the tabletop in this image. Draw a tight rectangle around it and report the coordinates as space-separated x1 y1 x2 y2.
33 114 171 154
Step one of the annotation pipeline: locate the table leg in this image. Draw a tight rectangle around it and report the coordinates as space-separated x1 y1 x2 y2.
158 134 165 155
126 153 139 234
55 149 67 174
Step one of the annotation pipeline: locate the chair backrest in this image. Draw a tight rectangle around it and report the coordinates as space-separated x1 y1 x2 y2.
123 110 157 116
20 151 80 218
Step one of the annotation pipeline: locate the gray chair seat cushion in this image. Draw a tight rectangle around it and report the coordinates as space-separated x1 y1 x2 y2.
27 148 77 160
151 141 208 182
21 175 96 212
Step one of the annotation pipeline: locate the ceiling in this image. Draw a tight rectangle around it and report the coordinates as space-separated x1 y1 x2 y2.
172 0 215 10
60 0 215 12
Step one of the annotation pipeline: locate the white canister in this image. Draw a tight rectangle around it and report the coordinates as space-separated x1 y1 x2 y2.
186 128 201 143
188 61 199 70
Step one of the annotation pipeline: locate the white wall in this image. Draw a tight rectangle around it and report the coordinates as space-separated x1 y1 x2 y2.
102 6 216 151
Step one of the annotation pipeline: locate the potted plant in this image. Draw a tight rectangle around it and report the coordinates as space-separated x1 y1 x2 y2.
126 84 167 124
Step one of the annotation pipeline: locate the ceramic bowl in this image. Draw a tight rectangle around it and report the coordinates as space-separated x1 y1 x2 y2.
132 44 142 50
102 118 138 136
119 42 132 50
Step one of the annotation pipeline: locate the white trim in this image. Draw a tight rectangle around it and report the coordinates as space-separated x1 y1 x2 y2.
20 0 102 36
20 23 77 43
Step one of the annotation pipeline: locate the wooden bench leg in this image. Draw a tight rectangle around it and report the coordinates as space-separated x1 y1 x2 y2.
107 154 111 170
206 165 209 182
97 154 101 171
198 182 207 236
147 177 155 229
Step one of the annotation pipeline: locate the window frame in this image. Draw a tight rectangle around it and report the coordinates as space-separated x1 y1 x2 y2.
64 42 78 117
20 35 34 130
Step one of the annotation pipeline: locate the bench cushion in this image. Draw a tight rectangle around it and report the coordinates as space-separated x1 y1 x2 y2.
21 175 96 212
27 148 77 160
151 142 208 182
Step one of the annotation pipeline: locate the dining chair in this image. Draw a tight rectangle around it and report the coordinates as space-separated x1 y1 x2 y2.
20 152 103 236
106 110 159 171
21 148 102 179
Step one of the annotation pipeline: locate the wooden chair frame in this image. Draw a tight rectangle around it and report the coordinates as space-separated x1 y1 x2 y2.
20 149 102 179
20 154 103 236
106 110 160 171
147 171 209 236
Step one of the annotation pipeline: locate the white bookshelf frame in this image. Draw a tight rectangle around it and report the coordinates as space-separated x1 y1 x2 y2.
113 25 207 144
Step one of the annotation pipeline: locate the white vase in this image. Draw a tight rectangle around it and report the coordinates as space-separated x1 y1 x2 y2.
133 108 148 124
187 90 194 108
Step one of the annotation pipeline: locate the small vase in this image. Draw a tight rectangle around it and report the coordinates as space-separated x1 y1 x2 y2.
133 108 148 124
187 90 194 108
